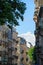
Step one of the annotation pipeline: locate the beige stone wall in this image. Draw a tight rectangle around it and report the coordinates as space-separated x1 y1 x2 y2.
34 0 43 7
0 25 29 65
33 0 43 22
19 37 29 65
0 25 19 65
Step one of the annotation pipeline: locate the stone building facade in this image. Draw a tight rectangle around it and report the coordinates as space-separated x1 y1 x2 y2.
0 25 29 65
0 25 19 65
33 0 43 65
18 37 29 65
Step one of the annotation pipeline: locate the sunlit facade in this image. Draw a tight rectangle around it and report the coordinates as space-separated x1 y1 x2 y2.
19 37 29 65
33 0 43 22
0 25 19 65
0 25 29 65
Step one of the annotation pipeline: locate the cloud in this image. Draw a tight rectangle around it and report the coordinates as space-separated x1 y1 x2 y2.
18 32 35 47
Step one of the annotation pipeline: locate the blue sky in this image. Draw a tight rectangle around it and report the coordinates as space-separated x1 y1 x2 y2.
16 0 35 35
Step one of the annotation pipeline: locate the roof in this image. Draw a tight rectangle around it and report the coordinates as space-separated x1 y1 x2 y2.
18 37 26 44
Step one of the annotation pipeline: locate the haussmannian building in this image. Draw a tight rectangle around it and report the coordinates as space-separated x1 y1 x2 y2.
18 37 29 65
0 25 19 65
0 25 29 65
33 0 43 65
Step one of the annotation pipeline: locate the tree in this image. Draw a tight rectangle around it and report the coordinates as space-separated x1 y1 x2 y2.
27 47 35 65
28 47 34 60
28 46 37 64
0 0 26 26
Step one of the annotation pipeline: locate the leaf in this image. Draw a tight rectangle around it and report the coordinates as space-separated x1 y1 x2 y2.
0 0 26 27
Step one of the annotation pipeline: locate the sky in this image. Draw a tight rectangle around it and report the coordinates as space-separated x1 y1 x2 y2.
16 0 36 47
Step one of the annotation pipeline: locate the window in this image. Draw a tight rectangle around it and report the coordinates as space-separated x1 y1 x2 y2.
20 48 24 54
21 57 24 61
3 43 5 47
0 57 1 61
1 56 8 62
21 50 24 54
39 18 43 29
0 51 2 56
0 45 3 51
0 43 1 46
2 31 8 38
14 63 17 65
16 41 18 43
20 63 24 65
14 55 18 59
26 58 28 61
7 30 12 39
0 62 1 65
20 38 26 44
15 48 17 51
26 52 28 55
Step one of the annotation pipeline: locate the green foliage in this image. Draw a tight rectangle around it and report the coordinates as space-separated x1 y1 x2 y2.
28 46 37 64
0 0 26 26
32 46 37 63
28 47 34 60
